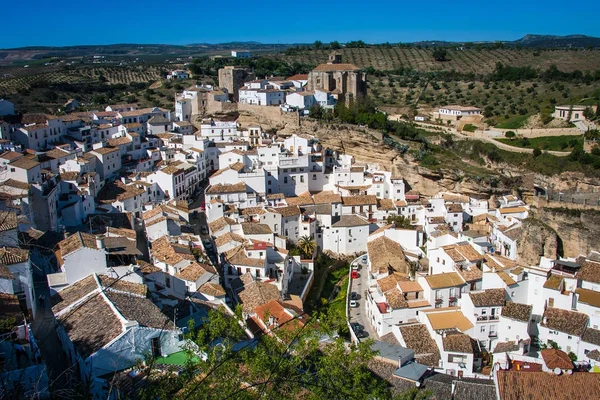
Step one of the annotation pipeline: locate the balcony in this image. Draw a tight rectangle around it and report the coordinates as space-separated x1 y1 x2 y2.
435 298 443 304
476 315 500 322
488 331 498 338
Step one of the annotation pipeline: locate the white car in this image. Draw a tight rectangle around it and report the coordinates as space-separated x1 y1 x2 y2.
350 300 358 308
352 263 359 270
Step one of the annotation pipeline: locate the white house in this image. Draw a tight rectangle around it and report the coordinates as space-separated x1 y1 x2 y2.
418 272 466 309
47 232 108 291
365 273 430 337
460 288 507 352
538 307 589 355
322 215 369 255
553 105 592 122
231 50 251 58
436 105 482 120
167 70 190 80
0 247 34 315
52 274 184 400
286 91 315 110
239 88 285 106
496 302 533 355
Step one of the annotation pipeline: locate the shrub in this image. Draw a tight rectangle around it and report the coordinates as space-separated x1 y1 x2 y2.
533 147 542 157
505 131 516 139
463 124 477 132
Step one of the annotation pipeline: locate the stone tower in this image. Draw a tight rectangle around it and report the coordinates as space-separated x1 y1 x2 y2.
218 66 247 102
307 53 367 105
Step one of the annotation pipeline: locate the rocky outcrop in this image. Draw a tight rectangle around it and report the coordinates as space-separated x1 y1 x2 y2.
535 207 600 258
516 218 559 266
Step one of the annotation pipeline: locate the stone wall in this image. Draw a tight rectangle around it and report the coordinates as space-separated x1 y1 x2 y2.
237 103 300 129
494 127 581 138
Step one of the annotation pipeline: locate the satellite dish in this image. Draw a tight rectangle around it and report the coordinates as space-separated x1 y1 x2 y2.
415 381 421 388
553 367 562 375
566 369 573 375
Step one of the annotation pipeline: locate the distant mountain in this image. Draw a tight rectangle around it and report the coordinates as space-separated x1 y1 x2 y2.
512 34 600 48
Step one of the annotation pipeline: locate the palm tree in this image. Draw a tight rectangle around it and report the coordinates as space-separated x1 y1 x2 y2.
297 236 317 259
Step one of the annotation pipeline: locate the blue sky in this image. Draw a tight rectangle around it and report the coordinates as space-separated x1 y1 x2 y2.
1 0 599 48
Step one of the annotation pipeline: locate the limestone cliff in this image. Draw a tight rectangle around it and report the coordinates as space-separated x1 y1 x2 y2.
534 207 600 258
515 218 559 266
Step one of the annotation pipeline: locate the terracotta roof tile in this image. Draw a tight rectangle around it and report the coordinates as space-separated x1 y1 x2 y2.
443 333 478 354
501 302 532 322
341 195 378 206
468 288 506 307
368 236 409 275
424 272 465 289
496 370 600 400
541 307 588 336
312 191 342 204
238 281 281 314
580 260 600 284
398 324 440 366
332 215 369 228
541 349 573 370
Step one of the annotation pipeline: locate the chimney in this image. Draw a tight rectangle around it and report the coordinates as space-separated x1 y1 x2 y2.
96 235 105 249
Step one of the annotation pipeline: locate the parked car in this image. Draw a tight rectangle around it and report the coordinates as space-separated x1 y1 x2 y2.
201 226 209 235
203 240 213 250
350 292 358 300
352 263 360 270
361 255 368 263
349 300 358 308
351 271 359 279
355 330 368 339
350 322 364 332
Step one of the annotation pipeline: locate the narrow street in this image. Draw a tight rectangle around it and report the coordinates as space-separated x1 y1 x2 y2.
31 265 74 393
347 255 378 341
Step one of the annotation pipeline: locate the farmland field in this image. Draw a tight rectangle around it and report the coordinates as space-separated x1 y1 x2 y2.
274 47 600 74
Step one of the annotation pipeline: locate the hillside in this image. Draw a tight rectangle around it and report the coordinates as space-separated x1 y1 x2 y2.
274 47 600 74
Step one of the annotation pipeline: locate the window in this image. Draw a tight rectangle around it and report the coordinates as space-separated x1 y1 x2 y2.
166 276 171 288
300 176 304 183
480 326 486 333
313 174 317 180
284 177 288 184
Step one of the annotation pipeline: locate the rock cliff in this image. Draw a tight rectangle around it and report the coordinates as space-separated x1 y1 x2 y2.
515 218 559 266
534 207 600 258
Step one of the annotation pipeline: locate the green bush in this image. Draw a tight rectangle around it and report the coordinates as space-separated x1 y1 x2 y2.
533 147 542 157
463 124 477 132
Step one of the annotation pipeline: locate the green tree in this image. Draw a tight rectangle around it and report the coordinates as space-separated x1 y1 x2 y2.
583 107 595 120
505 131 516 139
329 41 341 50
139 306 398 400
309 103 324 119
313 40 324 50
385 214 413 229
432 48 447 61
533 147 542 157
297 235 317 259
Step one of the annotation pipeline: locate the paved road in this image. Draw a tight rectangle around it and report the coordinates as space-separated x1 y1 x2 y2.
348 256 378 341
